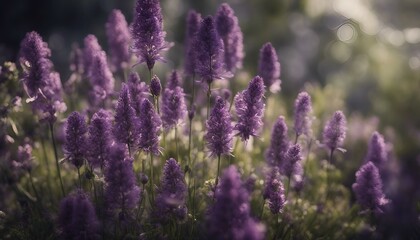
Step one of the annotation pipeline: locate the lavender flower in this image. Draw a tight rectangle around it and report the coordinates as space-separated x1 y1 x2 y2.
106 9 131 71
113 84 138 148
166 70 181 90
322 111 347 151
265 116 289 167
83 34 103 77
234 76 265 141
138 98 162 155
258 42 281 92
58 190 99 240
233 218 266 240
12 143 33 173
205 96 233 157
184 10 202 77
64 112 88 169
352 162 388 214
104 145 140 218
87 109 113 169
263 167 285 214
293 92 312 138
282 144 302 178
152 158 187 224
69 43 84 75
161 79 187 130
365 131 387 169
127 72 149 115
215 3 244 74
88 51 115 106
195 16 227 84
150 75 162 97
292 162 305 193
131 0 171 70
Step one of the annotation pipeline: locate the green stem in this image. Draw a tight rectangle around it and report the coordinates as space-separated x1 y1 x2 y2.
40 137 53 202
150 153 155 203
28 172 39 201
175 126 179 162
49 123 65 197
215 154 222 190
325 148 334 203
259 200 265 219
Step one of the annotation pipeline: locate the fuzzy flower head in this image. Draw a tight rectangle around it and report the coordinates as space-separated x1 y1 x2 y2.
131 0 171 70
64 112 88 169
150 75 162 97
138 98 162 155
127 72 149 115
113 84 138 146
352 162 388 214
58 190 99 240
106 9 131 71
83 34 103 77
322 111 347 151
234 76 265 142
12 143 33 173
365 131 387 169
265 116 289 167
263 167 285 214
87 109 113 169
166 70 181 90
258 42 281 92
215 3 244 74
88 51 115 106
153 158 188 224
161 84 187 130
282 144 302 178
293 91 312 137
184 10 202 77
205 96 233 157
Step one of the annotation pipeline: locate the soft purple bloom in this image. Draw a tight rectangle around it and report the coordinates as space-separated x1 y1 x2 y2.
127 72 149 115
64 112 88 169
161 83 187 130
88 51 115 106
352 162 388 214
58 190 99 240
205 96 233 157
87 109 113 169
150 75 162 97
113 84 138 147
12 143 33 172
233 218 266 240
195 16 227 84
365 131 387 169
263 167 285 214
282 144 302 178
152 158 188 224
138 98 162 155
166 70 181 90
322 111 347 151
106 9 131 72
104 145 140 219
258 42 281 92
244 174 257 194
83 34 103 77
265 116 290 167
234 76 265 141
215 3 244 74
293 92 312 137
184 10 202 77
131 0 171 70
292 162 305 193
69 43 84 74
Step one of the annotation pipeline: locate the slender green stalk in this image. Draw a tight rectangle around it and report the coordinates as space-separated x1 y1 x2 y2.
49 123 65 197
325 148 334 203
175 126 179 161
28 172 39 201
150 153 155 202
215 154 222 190
259 200 265 219
40 137 53 201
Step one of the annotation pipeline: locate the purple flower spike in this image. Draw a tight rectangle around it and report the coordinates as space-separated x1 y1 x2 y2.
365 131 387 169
215 3 244 74
205 96 233 157
352 162 388 214
83 34 103 77
282 144 302 178
166 70 181 90
12 143 33 173
184 10 202 77
161 81 187 130
105 145 140 218
127 72 149 115
263 167 285 214
113 84 138 147
58 190 99 240
265 116 289 167
322 111 346 151
88 109 113 169
195 16 227 84
293 92 312 138
150 75 162 97
89 51 115 106
233 218 266 240
138 98 162 155
153 158 188 224
258 42 281 92
234 76 265 142
131 0 171 70
64 112 88 169
106 9 131 72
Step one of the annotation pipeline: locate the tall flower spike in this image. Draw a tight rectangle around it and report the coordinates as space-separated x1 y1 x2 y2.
258 42 281 92
64 112 88 169
113 84 138 148
88 51 115 107
161 81 187 130
152 158 188 224
131 0 171 70
293 91 312 138
195 16 227 84
234 76 265 142
87 109 113 169
58 190 100 240
282 144 302 178
184 10 202 77
106 9 131 72
104 145 140 219
166 70 181 90
138 98 162 155
215 3 244 74
352 162 388 214
205 96 233 157
322 111 347 151
12 143 33 173
365 131 387 169
265 116 290 167
263 167 286 214
127 72 149 116
150 75 162 97
83 34 103 77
